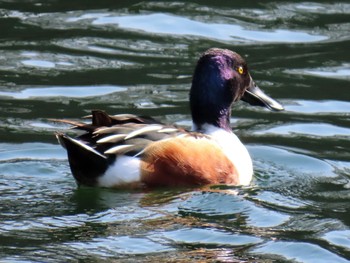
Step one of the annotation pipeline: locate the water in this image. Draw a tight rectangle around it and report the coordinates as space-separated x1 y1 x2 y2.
0 1 350 262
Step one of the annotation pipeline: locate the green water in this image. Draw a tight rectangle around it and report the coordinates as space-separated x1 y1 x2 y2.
0 1 350 262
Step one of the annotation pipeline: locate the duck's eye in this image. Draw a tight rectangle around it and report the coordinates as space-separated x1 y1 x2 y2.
237 66 244 75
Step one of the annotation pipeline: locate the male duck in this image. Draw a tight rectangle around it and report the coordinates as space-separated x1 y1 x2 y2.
54 48 283 188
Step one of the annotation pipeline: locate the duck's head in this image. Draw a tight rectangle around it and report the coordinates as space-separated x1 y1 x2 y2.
190 48 283 131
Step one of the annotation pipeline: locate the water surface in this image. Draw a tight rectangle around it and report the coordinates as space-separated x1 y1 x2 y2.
0 1 350 262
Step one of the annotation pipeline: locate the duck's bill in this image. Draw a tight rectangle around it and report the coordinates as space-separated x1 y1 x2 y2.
241 79 284 111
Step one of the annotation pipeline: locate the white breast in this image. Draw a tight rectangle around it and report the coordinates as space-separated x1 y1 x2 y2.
198 124 253 185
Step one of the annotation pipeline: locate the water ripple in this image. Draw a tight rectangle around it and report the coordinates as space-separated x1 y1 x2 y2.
161 228 262 246
90 13 327 43
286 64 350 80
65 235 171 256
285 100 350 114
1 1 350 262
0 143 65 161
251 145 336 179
322 230 350 251
0 85 126 99
252 240 349 263
254 123 350 138
179 191 290 228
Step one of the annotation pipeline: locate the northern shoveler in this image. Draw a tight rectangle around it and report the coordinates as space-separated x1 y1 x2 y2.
53 48 283 188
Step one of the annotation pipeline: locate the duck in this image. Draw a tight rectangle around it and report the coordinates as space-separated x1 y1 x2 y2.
53 48 283 189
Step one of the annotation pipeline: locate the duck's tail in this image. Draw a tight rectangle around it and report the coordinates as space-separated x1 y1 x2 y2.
56 133 110 186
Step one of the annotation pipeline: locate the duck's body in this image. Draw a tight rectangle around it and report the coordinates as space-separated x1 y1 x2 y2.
55 48 283 188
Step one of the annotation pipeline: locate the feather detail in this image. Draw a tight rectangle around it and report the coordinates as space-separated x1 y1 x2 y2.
94 126 133 135
104 145 135 155
157 127 179 133
56 133 107 159
97 134 127 144
124 125 164 140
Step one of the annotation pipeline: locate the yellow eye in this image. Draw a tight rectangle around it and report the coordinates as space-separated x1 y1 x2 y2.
237 66 244 75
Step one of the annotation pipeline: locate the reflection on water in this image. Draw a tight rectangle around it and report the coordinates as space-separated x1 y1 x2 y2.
286 64 350 80
90 13 327 43
0 0 350 262
285 100 350 114
0 85 126 99
255 123 350 137
252 241 349 263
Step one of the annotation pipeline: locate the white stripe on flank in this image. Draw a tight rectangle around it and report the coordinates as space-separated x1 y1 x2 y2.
104 144 134 155
94 127 125 134
97 134 126 144
157 127 179 133
98 155 141 187
124 125 163 140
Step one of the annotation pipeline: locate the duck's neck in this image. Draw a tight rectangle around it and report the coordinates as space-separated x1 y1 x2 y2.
190 56 234 133
191 105 232 133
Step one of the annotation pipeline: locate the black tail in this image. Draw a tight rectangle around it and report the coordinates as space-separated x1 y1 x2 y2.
56 133 109 186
